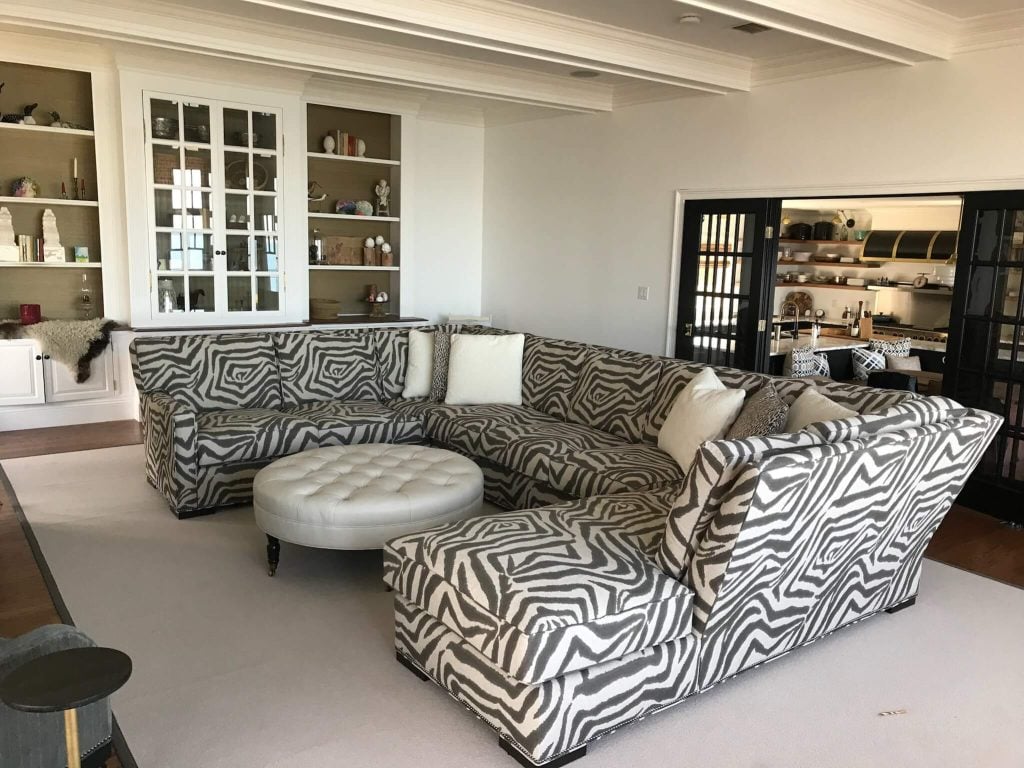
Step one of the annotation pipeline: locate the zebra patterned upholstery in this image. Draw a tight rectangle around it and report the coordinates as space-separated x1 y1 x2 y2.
195 409 319 467
539 444 684 498
273 331 382 406
521 335 591 419
140 391 199 512
566 348 664 443
283 401 424 447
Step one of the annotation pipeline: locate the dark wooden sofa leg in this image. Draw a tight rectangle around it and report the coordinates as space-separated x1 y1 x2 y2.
885 596 916 614
499 737 587 768
266 535 280 577
395 652 428 681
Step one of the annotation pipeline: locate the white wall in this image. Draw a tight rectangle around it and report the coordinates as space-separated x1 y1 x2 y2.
405 119 485 322
482 44 1024 354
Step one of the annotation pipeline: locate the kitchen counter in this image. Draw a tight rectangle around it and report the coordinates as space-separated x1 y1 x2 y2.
770 332 946 357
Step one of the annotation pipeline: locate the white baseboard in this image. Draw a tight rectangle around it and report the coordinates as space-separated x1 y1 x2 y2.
0 396 139 431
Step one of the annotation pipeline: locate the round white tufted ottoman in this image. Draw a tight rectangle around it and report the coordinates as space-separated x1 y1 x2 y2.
253 444 483 575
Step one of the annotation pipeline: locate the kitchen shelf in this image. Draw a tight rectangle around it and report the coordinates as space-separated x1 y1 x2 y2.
309 265 399 271
779 259 881 268
780 239 865 245
867 285 954 296
0 261 102 268
309 212 400 222
0 196 99 207
777 282 868 291
0 122 95 137
306 152 400 166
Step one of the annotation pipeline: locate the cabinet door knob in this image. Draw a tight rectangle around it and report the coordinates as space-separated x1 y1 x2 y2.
35 354 42 360
43 354 51 359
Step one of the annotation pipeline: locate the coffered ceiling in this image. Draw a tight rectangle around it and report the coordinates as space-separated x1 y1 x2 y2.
2 0 1022 124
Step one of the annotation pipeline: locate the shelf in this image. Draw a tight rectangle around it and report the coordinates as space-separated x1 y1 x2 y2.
0 121 94 137
777 282 868 291
867 286 954 296
0 261 101 268
780 239 864 245
0 196 99 207
306 152 400 167
309 265 399 271
779 260 881 268
309 213 400 222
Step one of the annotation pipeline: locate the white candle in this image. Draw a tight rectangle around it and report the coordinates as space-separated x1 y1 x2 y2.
73 157 78 178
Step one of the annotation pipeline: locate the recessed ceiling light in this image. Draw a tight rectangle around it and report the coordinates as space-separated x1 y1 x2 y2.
569 69 600 79
678 14 702 24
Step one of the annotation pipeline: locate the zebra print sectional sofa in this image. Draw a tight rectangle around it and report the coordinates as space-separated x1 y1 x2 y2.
132 325 1000 766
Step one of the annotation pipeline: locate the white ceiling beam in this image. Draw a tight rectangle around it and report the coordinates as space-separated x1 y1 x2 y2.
240 0 752 94
0 0 614 113
680 0 957 64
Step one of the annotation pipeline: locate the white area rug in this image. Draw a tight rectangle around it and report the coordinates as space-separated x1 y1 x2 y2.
3 445 1023 768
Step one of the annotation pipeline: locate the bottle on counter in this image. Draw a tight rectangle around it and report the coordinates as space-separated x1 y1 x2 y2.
851 300 863 338
78 273 95 320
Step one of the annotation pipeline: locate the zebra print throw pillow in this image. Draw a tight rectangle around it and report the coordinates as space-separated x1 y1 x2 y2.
725 383 788 439
869 337 911 359
851 347 886 381
429 331 453 401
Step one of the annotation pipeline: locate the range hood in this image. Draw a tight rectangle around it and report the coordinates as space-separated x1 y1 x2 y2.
862 230 958 262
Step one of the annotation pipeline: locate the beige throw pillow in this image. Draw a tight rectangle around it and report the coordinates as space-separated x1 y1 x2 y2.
444 333 525 405
401 330 435 398
786 389 858 432
887 355 922 372
658 368 745 473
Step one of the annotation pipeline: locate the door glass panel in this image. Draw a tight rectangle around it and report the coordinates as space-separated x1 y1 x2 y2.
966 266 995 316
256 276 280 311
188 275 214 312
155 231 184 272
997 267 1023 320
252 155 277 192
252 112 277 151
156 276 184 313
972 210 1003 262
253 197 278 232
228 277 253 312
960 320 991 370
150 99 179 141
255 236 278 271
1007 211 1024 262
995 324 1019 363
224 153 250 190
153 189 181 228
223 108 249 148
184 232 213 271
225 194 249 230
182 103 210 144
182 190 213 230
152 144 180 184
183 148 212 187
227 235 251 272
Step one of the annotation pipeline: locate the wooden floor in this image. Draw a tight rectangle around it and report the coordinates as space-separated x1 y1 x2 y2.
0 420 1020 768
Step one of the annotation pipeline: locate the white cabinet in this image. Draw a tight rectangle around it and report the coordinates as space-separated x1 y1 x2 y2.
43 346 116 403
0 341 45 406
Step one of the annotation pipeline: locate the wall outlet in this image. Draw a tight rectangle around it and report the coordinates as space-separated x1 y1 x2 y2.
637 286 650 301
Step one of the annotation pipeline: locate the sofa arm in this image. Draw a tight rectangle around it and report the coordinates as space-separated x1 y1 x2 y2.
692 409 1000 689
141 391 200 514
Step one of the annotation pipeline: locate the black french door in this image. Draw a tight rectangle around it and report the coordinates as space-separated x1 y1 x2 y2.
676 198 780 372
945 191 1024 521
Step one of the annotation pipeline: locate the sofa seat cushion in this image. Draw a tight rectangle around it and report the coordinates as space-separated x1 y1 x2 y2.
282 401 424 447
384 489 692 684
196 409 318 467
540 444 685 498
496 422 627 479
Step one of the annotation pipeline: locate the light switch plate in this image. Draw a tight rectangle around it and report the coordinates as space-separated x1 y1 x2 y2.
637 286 650 301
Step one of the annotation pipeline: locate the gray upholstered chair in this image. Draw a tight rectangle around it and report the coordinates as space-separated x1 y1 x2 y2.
0 625 112 768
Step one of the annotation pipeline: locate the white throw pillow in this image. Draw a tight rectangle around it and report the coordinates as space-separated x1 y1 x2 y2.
444 333 525 405
786 389 858 432
401 330 435 398
658 368 745 473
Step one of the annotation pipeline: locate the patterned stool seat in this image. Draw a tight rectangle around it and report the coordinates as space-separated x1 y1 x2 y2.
253 444 484 553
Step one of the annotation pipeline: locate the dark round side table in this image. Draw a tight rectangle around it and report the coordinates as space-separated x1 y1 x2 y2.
0 647 132 768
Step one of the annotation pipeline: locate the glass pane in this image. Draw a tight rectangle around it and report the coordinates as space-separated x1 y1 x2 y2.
252 112 276 150
997 267 1023 320
253 196 278 232
182 190 213 230
225 194 249 230
156 231 184 271
156 275 184 313
224 153 250 190
995 324 1019 362
255 235 279 271
256 276 280 311
227 235 251 272
183 148 212 187
150 99 179 141
188 275 214 312
960 320 991 370
1008 211 1024 263
966 266 995 316
223 109 249 148
228 276 253 312
152 144 180 185
184 232 213 271
154 189 182 228
252 154 277 192
182 103 210 144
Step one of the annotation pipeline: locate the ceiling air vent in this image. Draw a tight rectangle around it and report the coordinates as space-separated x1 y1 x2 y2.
732 22 771 34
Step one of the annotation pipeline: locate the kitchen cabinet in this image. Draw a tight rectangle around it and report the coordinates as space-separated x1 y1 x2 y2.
43 346 116 402
0 341 46 406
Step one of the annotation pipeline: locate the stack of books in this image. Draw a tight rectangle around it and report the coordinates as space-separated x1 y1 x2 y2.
17 235 43 262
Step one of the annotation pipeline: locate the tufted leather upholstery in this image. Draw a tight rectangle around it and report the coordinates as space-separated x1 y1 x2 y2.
253 444 484 550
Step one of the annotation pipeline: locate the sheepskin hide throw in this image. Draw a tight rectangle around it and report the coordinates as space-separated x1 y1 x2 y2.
0 318 117 383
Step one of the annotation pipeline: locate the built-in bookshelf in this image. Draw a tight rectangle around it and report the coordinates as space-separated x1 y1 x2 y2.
0 62 103 319
305 103 400 322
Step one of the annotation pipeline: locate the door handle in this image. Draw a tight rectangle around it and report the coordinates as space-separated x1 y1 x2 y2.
683 323 694 336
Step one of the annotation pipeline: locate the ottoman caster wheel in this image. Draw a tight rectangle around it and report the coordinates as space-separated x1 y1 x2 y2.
266 535 280 577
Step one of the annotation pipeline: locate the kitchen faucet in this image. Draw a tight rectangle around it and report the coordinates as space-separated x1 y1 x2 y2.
781 300 800 339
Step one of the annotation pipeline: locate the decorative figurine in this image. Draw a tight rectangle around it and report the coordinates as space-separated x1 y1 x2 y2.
374 235 384 246
374 179 391 216
354 200 373 216
363 237 375 248
335 199 357 215
41 209 66 263
0 207 18 262
11 177 40 197
380 242 393 266
308 181 327 213
49 111 86 130
21 103 38 125
322 133 336 154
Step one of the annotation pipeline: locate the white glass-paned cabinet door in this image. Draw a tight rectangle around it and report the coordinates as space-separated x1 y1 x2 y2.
144 93 283 322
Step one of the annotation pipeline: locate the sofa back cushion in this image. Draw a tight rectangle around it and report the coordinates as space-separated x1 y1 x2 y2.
273 330 381 406
803 395 961 443
643 360 768 443
566 347 664 443
375 328 411 399
656 431 826 580
131 333 282 411
772 376 916 414
521 334 590 420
